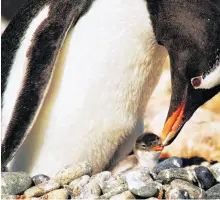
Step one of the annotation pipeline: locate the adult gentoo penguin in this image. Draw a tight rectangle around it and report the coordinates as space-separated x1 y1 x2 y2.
1 0 220 176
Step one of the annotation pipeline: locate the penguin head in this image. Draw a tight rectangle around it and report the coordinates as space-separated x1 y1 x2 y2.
161 48 220 146
135 133 164 152
157 1 220 145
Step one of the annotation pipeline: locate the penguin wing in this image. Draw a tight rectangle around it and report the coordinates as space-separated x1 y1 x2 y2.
1 0 92 167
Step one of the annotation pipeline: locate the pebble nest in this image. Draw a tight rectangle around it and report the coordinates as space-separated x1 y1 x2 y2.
1 157 220 199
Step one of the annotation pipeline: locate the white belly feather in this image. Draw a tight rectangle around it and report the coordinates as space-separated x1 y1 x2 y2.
8 0 167 176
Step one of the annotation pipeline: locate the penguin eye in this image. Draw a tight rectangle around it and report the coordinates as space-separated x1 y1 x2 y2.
191 76 202 88
141 143 146 148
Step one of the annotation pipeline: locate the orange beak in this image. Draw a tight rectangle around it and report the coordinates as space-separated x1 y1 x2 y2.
161 103 185 146
152 145 164 151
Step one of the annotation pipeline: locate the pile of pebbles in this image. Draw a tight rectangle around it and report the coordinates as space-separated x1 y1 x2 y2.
1 157 220 199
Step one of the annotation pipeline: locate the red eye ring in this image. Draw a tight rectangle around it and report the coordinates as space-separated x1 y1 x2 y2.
191 76 202 88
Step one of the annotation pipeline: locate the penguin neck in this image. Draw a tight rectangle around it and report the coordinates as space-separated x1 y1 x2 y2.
135 149 161 171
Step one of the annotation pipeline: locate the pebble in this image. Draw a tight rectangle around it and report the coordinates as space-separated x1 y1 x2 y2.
194 166 217 190
154 157 183 174
77 180 102 198
1 195 17 200
206 184 220 199
210 163 220 182
158 168 195 183
63 185 75 198
69 175 90 196
130 182 160 198
54 161 92 185
102 176 127 194
162 184 172 193
200 161 211 167
69 175 90 190
184 165 200 170
124 168 153 190
18 197 38 200
24 179 60 197
40 189 68 199
166 188 190 199
149 172 160 181
1 172 33 195
100 184 128 199
90 171 112 189
109 190 135 200
32 174 50 185
171 179 206 199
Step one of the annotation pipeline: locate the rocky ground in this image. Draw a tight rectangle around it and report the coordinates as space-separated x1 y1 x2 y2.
2 158 220 199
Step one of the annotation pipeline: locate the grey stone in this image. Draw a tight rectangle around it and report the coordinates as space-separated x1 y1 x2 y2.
68 175 91 198
115 173 128 183
1 172 33 195
130 182 160 198
206 184 220 199
87 181 102 196
63 185 75 198
90 171 112 189
195 166 217 190
166 188 190 199
210 163 220 182
201 161 211 167
91 171 112 181
77 180 102 199
54 161 92 185
162 184 172 193
40 189 68 199
19 197 38 200
100 184 128 199
171 179 206 199
32 174 50 185
24 179 60 197
158 168 195 183
149 172 160 181
185 165 200 170
1 195 17 200
69 175 90 190
124 168 153 190
154 157 182 174
79 194 99 199
109 190 135 200
102 176 127 194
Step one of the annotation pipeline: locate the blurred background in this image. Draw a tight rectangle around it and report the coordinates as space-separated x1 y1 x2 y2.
1 0 220 162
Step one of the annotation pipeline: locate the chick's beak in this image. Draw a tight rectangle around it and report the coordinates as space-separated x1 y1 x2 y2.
161 103 185 146
152 144 164 151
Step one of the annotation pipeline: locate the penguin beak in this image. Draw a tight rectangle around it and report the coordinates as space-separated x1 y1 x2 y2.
152 144 164 151
161 103 185 145
160 68 220 146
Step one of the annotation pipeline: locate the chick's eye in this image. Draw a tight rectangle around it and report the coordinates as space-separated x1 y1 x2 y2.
141 143 146 148
191 76 202 88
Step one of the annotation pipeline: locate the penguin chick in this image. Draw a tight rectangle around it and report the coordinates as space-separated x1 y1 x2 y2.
111 133 163 175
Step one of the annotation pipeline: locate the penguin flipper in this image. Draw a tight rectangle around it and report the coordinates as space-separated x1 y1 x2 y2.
1 0 92 168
